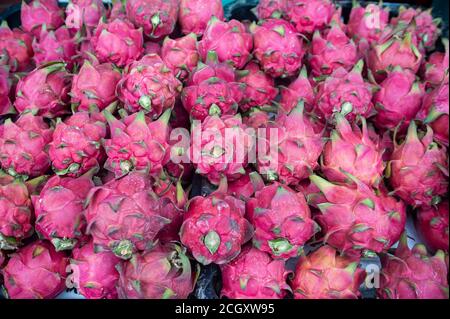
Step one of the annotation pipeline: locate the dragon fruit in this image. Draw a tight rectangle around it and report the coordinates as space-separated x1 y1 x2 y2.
91 19 144 67
161 34 199 81
237 62 278 112
309 174 406 256
256 0 286 19
0 66 13 116
286 0 335 35
14 62 71 118
65 0 105 31
416 201 449 252
309 22 358 77
117 54 181 117
257 102 323 185
321 114 385 187
117 243 197 299
33 171 95 251
373 67 425 131
21 0 64 37
228 171 265 202
388 121 448 207
0 22 34 72
180 179 253 265
125 0 178 40
103 110 171 178
315 60 374 122
1 240 68 299
144 41 161 55
0 114 53 178
108 0 126 21
422 38 449 88
247 182 318 259
378 233 448 299
251 19 304 78
243 108 270 129
291 245 365 299
279 66 314 113
178 0 224 36
221 245 291 299
70 241 120 299
198 18 253 69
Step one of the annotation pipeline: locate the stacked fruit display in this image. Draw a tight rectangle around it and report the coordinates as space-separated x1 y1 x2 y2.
0 0 448 299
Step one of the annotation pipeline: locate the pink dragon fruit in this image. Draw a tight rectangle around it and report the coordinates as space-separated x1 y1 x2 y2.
416 201 449 252
108 0 126 21
198 18 253 69
65 0 105 31
228 170 265 202
236 62 278 112
144 41 161 55
0 22 34 72
91 18 144 67
243 108 270 129
180 179 253 265
21 0 64 37
247 182 318 259
161 34 199 81
378 233 448 299
0 66 14 116
221 245 291 299
33 171 95 251
373 67 425 131
321 114 385 187
309 22 358 77
70 241 120 299
315 60 374 122
14 62 71 118
117 54 182 117
117 243 197 299
256 0 287 19
291 245 365 299
279 66 314 113
422 38 449 88
389 121 448 207
0 114 53 178
251 19 305 78
286 0 335 35
178 0 224 36
1 240 68 299
125 0 178 40
309 174 406 256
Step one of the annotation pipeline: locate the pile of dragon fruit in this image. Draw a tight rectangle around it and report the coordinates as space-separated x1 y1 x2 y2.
0 0 448 300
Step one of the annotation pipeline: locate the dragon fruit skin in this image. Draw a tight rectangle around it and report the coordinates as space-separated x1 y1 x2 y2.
256 0 287 19
91 19 144 68
0 114 53 178
373 67 425 131
279 66 314 113
21 0 64 37
0 66 13 116
251 19 305 78
221 245 291 299
65 0 105 31
347 3 389 47
422 39 449 88
1 240 68 299
286 0 335 35
117 54 182 117
379 233 449 299
178 0 224 36
125 0 179 40
14 62 71 118
291 245 365 299
0 23 34 73
228 171 265 202
117 243 197 299
389 121 448 207
322 114 385 188
416 201 449 252
243 108 270 130
161 34 199 82
310 174 407 256
198 18 253 69
70 241 120 299
247 182 317 259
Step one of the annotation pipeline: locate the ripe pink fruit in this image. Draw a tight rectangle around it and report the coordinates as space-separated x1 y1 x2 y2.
422 39 449 88
0 66 13 116
243 108 270 129
143 41 161 55
279 66 314 113
379 233 448 299
14 62 71 118
108 0 126 21
322 114 385 187
286 0 335 35
251 19 304 78
256 0 287 19
65 0 105 31
198 18 253 69
21 0 64 37
247 182 317 259
70 241 120 299
117 243 197 299
347 3 389 46
126 0 178 40
291 245 365 299
117 54 182 117
416 201 449 252
0 23 34 72
228 171 265 202
221 245 291 299
1 241 68 299
389 121 448 207
310 174 406 256
0 114 53 178
91 19 144 67
178 0 224 36
161 34 199 81
373 67 425 131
